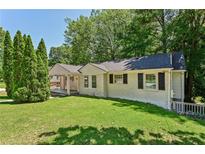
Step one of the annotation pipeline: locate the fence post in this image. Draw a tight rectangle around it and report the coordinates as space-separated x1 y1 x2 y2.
182 103 186 114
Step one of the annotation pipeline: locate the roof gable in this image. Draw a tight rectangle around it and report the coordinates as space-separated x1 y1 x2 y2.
79 63 107 75
172 52 186 70
49 64 70 76
58 64 82 73
49 64 81 76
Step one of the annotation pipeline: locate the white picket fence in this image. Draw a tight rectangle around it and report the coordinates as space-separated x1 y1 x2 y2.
171 101 205 117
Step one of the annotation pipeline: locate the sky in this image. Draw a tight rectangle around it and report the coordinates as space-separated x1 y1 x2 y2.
0 9 91 52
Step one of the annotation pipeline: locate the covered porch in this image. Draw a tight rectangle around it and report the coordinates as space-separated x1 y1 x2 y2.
49 64 81 95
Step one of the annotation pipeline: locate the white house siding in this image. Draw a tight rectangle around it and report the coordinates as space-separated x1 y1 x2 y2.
107 70 170 109
79 64 106 97
172 71 184 101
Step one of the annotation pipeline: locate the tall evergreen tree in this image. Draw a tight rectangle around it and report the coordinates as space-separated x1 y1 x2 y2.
36 38 50 100
23 34 27 43
13 30 25 92
36 39 48 69
0 27 5 80
3 31 13 97
18 35 38 102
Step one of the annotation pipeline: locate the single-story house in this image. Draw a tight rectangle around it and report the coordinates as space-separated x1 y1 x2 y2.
49 52 186 109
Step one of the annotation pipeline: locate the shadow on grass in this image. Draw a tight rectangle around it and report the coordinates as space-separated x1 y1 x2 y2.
0 99 45 105
0 95 10 99
38 125 205 145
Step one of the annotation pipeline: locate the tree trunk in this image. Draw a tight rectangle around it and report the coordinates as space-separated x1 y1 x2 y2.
185 72 193 102
161 10 167 53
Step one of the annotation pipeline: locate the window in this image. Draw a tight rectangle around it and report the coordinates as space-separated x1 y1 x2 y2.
84 76 89 88
138 73 143 89
92 75 97 88
123 74 128 84
158 72 165 90
145 74 156 89
114 75 123 84
109 74 113 84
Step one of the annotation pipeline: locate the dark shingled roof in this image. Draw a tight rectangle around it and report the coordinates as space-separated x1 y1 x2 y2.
54 52 185 73
93 52 186 71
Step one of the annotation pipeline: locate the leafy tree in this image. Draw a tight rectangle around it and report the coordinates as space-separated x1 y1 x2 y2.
151 10 177 53
49 45 71 66
64 16 93 65
169 10 205 102
121 10 177 57
3 31 13 97
13 30 25 92
36 38 50 101
91 10 132 61
0 27 5 80
121 10 155 57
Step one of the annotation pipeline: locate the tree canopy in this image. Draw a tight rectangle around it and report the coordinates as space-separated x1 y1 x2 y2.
57 9 205 102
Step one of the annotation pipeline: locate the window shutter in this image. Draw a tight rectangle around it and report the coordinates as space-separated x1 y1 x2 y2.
158 72 165 90
138 73 143 89
109 74 113 84
123 74 128 84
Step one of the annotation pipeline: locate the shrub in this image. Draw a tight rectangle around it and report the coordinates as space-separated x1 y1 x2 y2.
13 87 29 103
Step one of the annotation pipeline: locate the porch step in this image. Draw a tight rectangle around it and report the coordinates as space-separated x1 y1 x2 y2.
70 90 79 96
51 92 68 97
50 89 68 97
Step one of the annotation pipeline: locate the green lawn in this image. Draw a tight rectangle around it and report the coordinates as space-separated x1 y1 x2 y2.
0 96 205 145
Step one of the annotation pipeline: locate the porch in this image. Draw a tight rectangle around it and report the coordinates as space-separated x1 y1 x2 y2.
49 63 82 96
50 75 80 96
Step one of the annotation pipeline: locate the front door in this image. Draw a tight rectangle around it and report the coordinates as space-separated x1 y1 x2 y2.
70 76 78 91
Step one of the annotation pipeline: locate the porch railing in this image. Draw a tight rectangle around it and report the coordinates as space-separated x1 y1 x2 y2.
171 101 205 118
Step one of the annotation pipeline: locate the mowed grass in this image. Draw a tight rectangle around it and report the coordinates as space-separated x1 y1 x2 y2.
0 96 205 145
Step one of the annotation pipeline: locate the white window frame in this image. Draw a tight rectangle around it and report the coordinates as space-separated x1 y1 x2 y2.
114 74 123 84
84 75 89 88
145 73 157 90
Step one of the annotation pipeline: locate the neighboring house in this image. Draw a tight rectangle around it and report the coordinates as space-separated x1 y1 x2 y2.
49 52 186 109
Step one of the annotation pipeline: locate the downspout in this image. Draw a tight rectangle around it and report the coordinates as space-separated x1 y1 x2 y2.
168 53 173 110
181 72 183 102
106 72 109 98
168 69 172 110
